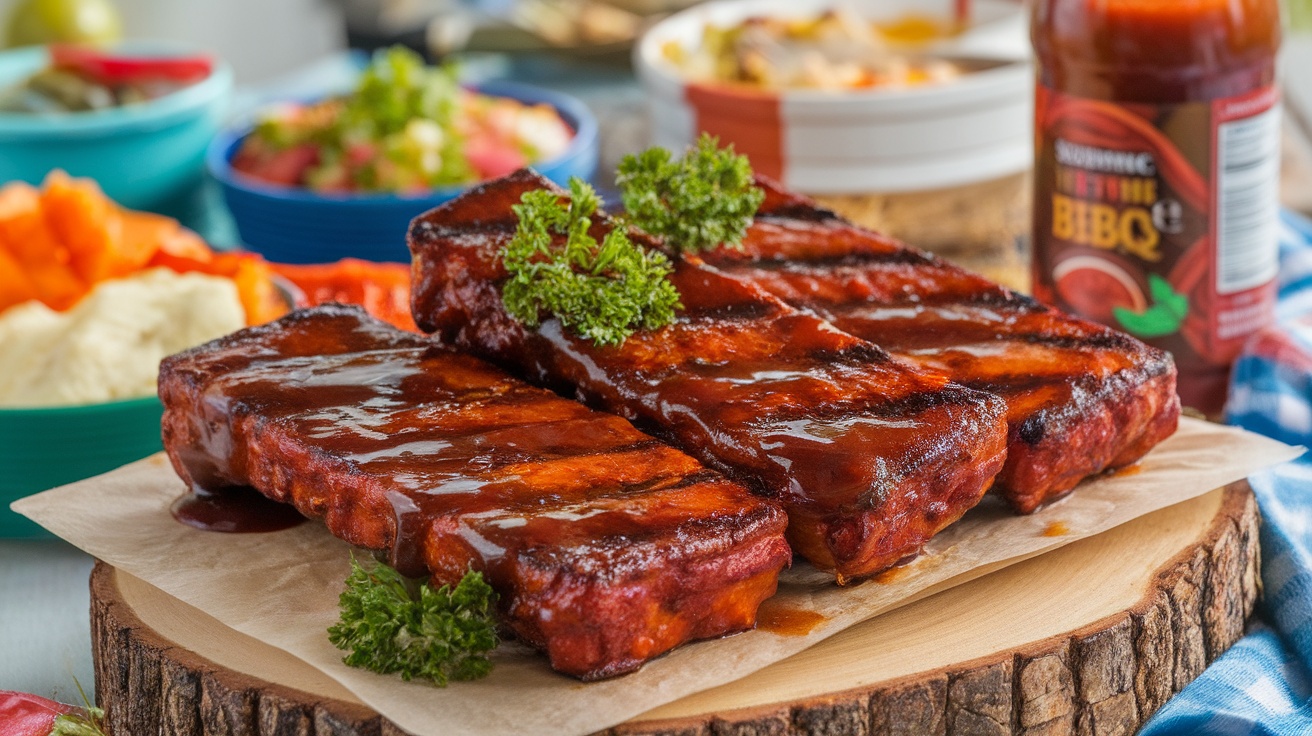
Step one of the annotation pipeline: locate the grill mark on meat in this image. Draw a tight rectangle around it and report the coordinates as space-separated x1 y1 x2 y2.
743 382 995 427
679 299 780 323
822 284 1155 358
617 468 728 496
814 300 1153 360
805 340 892 366
756 205 842 223
1013 330 1143 352
720 249 936 270
649 335 895 380
159 305 791 680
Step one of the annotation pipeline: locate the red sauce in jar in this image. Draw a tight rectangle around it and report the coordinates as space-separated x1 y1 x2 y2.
1031 0 1282 417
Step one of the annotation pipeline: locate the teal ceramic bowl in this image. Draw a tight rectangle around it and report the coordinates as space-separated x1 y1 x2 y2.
0 43 233 210
0 395 164 537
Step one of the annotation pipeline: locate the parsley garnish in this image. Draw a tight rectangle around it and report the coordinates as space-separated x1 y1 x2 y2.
616 133 765 253
328 557 498 685
499 137 763 346
501 178 682 346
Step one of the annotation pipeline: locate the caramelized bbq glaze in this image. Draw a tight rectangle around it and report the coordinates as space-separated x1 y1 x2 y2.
695 178 1180 512
158 305 791 680
408 171 1010 582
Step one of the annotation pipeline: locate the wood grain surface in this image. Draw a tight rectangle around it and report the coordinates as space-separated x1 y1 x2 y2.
91 482 1258 736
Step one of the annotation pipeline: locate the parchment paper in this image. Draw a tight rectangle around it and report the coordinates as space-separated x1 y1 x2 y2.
13 418 1301 736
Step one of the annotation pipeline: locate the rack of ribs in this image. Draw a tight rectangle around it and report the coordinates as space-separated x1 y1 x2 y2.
408 171 1010 582
694 178 1180 513
158 304 791 680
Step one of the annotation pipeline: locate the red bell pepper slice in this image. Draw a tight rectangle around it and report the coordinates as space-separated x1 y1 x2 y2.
48 43 213 86
0 690 78 736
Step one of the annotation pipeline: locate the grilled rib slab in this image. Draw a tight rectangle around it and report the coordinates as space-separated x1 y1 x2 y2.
158 305 791 680
696 179 1180 512
408 171 1010 582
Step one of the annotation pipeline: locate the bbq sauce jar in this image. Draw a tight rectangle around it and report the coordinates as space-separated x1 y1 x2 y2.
1030 0 1282 417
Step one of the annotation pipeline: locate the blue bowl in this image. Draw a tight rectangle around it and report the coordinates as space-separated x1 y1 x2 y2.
0 43 233 210
208 81 599 264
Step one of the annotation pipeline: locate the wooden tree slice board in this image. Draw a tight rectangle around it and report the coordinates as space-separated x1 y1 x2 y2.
91 482 1259 736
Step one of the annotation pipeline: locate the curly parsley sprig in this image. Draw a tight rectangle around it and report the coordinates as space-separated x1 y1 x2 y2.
499 137 763 346
500 178 682 347
328 557 498 686
616 133 765 253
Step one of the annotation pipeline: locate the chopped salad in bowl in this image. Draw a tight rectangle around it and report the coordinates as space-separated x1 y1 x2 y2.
209 45 597 263
229 46 576 194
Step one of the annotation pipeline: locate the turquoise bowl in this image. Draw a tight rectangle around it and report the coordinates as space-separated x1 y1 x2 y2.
208 80 599 264
0 396 164 538
0 43 233 210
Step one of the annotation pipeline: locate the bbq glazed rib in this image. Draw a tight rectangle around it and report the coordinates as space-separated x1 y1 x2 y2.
158 305 791 680
694 179 1180 513
408 171 1010 582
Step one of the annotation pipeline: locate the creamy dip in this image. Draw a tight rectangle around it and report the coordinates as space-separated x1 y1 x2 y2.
0 268 245 407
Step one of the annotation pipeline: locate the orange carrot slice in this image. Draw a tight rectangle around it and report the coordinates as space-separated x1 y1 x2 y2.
0 248 39 312
39 171 133 284
0 181 85 310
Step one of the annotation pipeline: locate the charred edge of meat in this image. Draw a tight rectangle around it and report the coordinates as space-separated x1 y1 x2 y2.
1017 413 1049 445
1010 365 1171 448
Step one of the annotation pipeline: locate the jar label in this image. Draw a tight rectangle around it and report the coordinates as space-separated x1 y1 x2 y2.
1032 84 1281 406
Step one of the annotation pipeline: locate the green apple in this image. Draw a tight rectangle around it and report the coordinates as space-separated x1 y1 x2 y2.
6 0 123 48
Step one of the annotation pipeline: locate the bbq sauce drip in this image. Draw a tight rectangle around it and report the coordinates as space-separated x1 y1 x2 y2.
756 602 827 637
171 485 307 533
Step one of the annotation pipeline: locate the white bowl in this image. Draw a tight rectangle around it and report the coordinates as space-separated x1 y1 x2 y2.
635 0 1033 193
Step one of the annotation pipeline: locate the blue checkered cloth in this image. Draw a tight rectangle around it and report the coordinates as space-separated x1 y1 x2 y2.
1141 210 1312 735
